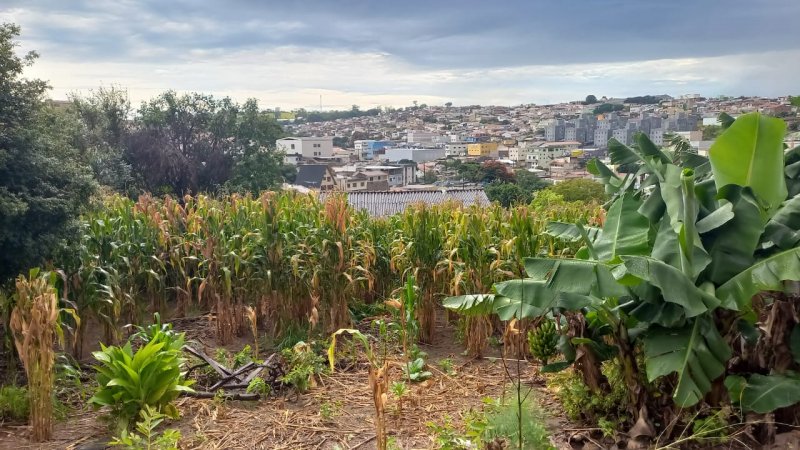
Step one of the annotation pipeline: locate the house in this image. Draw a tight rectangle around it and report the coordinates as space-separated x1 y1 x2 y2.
319 189 490 217
294 164 337 191
276 136 334 159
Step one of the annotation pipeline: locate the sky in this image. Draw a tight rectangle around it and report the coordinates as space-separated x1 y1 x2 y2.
2 0 799 110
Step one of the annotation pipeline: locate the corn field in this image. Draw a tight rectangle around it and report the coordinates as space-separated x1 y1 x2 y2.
55 190 600 354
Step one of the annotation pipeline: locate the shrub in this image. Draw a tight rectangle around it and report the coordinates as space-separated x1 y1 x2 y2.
90 330 194 431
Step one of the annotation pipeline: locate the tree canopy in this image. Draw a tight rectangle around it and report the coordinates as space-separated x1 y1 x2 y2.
592 103 624 115
0 23 96 281
547 178 607 203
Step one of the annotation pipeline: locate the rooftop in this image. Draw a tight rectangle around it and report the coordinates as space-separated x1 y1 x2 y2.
319 189 490 217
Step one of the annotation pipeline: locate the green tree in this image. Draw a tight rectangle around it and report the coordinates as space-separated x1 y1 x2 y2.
548 178 606 203
485 182 527 207
789 96 800 107
702 125 722 140
69 86 137 194
128 92 285 194
0 23 96 282
584 95 598 105
515 170 549 193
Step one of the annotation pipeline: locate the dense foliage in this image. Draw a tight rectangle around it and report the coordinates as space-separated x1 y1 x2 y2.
0 24 96 282
445 112 800 444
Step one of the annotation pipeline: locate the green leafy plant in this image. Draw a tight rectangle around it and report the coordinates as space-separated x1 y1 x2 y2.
445 112 800 438
391 380 408 413
528 319 559 365
233 345 253 369
109 405 181 450
89 330 194 431
280 341 326 393
403 357 432 382
0 385 30 421
246 377 271 398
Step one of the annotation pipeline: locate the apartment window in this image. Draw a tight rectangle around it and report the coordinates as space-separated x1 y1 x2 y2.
360 182 365 187
290 144 295 150
369 177 374 181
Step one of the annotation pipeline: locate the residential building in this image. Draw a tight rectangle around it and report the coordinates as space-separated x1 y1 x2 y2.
467 142 499 157
276 136 333 159
364 164 417 187
354 139 394 160
283 153 302 165
445 143 468 157
294 164 336 191
528 141 581 169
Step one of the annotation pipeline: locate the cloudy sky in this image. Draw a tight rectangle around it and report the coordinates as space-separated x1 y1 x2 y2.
2 0 799 109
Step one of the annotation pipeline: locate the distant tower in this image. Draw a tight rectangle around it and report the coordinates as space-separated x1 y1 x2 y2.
275 107 280 120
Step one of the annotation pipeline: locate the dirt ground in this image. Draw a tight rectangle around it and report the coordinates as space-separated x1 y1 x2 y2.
0 314 572 450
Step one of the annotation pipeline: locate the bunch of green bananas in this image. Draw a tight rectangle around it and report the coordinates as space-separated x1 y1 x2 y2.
528 320 559 365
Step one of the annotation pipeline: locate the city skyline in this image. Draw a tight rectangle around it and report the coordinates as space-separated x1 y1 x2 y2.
2 0 799 109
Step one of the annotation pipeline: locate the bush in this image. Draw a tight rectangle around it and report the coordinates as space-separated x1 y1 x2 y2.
89 330 194 431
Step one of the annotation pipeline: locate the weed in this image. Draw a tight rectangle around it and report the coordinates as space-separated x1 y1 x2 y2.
233 345 253 369
0 385 29 421
690 408 731 445
438 358 455 376
426 415 477 449
480 394 553 450
391 381 408 413
319 400 342 422
246 377 271 398
280 341 326 393
403 357 433 382
109 405 181 450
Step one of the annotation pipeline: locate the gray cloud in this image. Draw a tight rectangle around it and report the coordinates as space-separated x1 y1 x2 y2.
1 0 798 107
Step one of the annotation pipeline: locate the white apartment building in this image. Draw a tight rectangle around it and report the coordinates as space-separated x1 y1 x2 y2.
527 141 581 169
445 143 468 157
276 136 333 159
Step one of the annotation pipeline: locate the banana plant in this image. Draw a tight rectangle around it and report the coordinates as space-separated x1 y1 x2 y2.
444 112 800 427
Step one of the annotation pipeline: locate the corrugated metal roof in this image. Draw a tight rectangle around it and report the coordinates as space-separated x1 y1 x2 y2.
320 189 490 217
